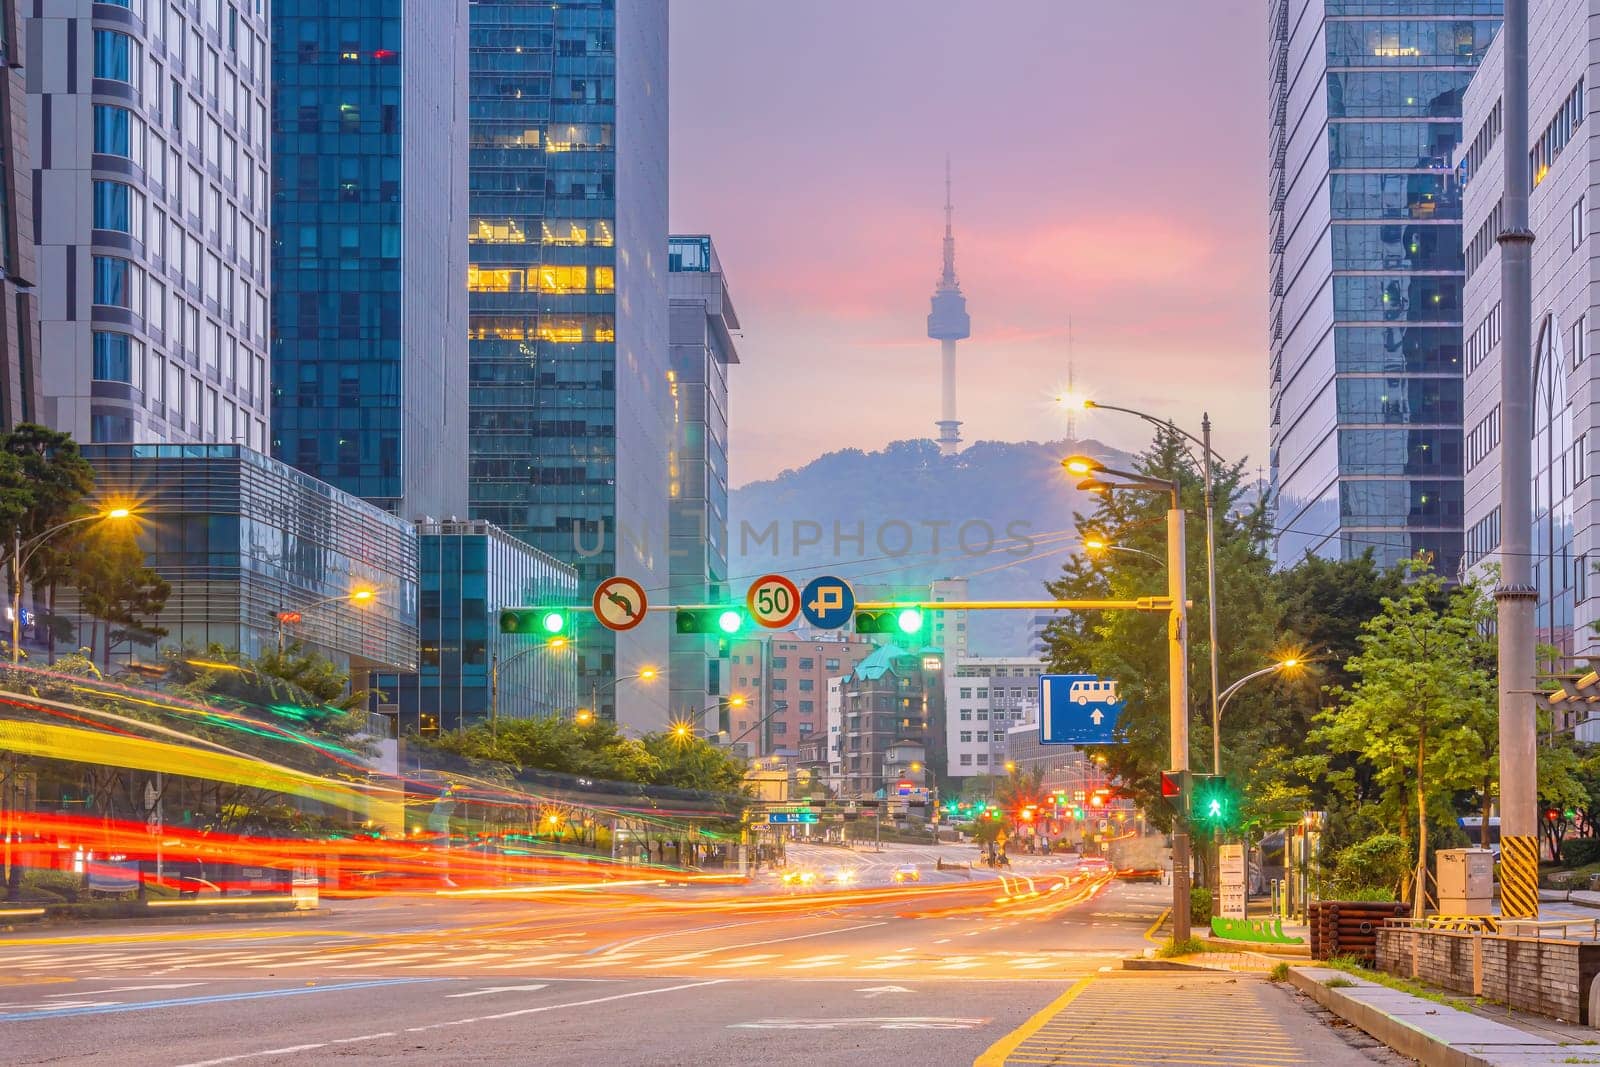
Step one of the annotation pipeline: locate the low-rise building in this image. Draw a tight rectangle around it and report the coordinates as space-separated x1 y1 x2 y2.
835 643 945 798
945 656 1043 779
726 631 878 756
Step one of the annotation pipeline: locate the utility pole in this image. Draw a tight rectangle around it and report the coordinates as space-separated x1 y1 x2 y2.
1168 493 1192 941
1496 0 1540 917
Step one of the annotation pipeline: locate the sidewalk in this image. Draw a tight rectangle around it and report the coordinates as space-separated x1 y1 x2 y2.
1288 965 1595 1066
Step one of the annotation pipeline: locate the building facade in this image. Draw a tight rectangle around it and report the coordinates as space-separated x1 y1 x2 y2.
726 631 879 757
666 234 739 726
945 655 1043 779
269 1 469 519
835 643 946 798
929 576 969 659
31 0 273 448
372 520 577 735
0 0 39 429
71 444 418 673
1459 0 1596 663
1267 1 1503 573
465 0 671 731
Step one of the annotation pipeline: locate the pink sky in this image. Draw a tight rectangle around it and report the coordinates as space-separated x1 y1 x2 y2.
669 0 1269 487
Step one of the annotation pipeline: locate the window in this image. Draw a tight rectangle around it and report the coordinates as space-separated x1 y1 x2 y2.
977 711 988 721
92 333 132 382
770 657 786 669
94 105 132 156
825 659 840 671
94 30 134 82
959 709 971 720
959 687 972 699
1574 313 1589 369
977 754 988 765
1466 406 1501 472
798 658 814 670
93 256 132 307
959 731 972 743
976 688 988 698
960 754 972 767
1574 194 1588 250
93 181 131 232
798 679 814 691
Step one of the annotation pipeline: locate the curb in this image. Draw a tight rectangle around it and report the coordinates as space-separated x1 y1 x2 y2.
1286 968 1489 1067
1200 935 1310 957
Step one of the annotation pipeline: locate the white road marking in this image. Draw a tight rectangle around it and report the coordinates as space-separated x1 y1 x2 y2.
414 953 511 968
781 955 848 970
703 953 782 969
484 953 579 968
649 951 712 963
173 979 728 1066
329 951 446 968
445 985 548 998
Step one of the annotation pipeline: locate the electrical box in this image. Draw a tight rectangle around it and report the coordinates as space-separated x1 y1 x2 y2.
1436 848 1495 914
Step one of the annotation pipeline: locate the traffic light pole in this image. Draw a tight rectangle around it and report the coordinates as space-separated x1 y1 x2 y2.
1167 500 1192 943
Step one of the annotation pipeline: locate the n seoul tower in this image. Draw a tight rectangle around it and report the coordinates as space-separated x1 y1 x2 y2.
927 161 971 456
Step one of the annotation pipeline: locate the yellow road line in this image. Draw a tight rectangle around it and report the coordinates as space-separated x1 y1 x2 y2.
1144 906 1170 943
974 974 1096 1067
0 928 359 947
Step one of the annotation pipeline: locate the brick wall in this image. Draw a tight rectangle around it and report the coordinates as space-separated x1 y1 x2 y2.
1480 938 1600 1024
1375 927 1479 995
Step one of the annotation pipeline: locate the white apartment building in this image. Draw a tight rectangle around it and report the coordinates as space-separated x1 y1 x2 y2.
944 655 1042 779
1459 0 1596 660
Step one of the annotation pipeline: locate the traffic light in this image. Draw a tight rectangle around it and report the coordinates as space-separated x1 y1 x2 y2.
1191 774 1237 828
500 607 570 635
677 607 750 635
855 607 926 636
1160 770 1189 810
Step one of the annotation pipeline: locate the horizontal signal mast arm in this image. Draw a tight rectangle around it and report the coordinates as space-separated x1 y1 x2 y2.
666 598 1175 613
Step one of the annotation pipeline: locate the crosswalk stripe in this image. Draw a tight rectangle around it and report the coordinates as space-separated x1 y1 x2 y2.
484 953 578 968
412 953 510 967
329 951 445 968
703 954 782 969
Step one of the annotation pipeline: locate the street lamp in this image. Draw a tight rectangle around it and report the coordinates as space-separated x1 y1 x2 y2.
1063 452 1193 941
1082 536 1164 565
10 506 137 665
1212 658 1303 775
589 667 659 726
276 586 378 654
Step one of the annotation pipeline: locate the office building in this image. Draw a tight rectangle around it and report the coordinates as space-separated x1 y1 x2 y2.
1266 2 1503 573
465 0 671 731
68 444 418 674
372 520 578 735
666 234 740 727
31 0 273 448
269 2 469 519
0 1 38 429
1458 1 1594 663
945 655 1043 779
726 631 879 757
929 576 969 659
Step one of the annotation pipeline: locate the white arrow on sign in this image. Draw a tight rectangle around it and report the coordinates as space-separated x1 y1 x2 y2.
1090 709 1104 725
445 984 548 999
856 985 913 998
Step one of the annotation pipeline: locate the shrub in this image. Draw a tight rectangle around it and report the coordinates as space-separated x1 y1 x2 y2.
1190 886 1213 927
1268 962 1290 982
1563 838 1600 868
20 869 82 903
1331 833 1410 898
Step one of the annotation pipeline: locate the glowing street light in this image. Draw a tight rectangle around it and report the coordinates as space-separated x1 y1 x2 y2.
10 505 138 666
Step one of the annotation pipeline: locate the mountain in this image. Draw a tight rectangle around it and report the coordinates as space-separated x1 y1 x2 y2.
728 436 1135 655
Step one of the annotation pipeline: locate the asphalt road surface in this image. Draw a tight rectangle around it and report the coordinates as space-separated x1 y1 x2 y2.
1 845 1393 1065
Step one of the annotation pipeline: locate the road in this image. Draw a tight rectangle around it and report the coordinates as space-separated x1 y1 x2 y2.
2 845 1395 1065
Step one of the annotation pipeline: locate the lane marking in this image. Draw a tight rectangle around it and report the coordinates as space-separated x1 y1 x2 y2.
0 977 437 1023
1144 906 1171 943
445 985 548 998
171 979 729 1066
974 974 1096 1067
485 953 579 968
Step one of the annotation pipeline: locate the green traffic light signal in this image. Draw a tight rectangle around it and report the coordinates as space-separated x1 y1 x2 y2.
541 610 566 634
500 607 571 634
855 607 926 636
1190 774 1237 828
677 607 750 635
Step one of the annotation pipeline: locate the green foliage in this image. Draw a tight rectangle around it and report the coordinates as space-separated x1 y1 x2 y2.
1307 570 1496 910
1268 961 1290 982
19 869 83 903
1563 838 1600 869
639 732 748 794
250 642 366 711
72 521 170 661
1330 833 1410 900
1189 885 1213 926
1157 936 1207 958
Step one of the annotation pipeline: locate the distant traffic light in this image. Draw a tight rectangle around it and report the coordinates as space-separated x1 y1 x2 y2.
855 607 926 636
677 607 750 635
500 607 570 635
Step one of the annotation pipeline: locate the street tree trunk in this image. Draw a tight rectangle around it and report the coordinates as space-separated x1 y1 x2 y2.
1415 725 1429 917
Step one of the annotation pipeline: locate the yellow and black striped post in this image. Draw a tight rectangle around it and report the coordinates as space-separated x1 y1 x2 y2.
1500 835 1540 920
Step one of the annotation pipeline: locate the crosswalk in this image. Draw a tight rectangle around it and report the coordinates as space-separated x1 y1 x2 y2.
3 942 1120 979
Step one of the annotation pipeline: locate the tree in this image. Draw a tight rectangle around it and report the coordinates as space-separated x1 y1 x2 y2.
1538 739 1589 863
1041 427 1279 824
71 523 169 665
639 732 748 794
0 424 96 656
1307 570 1496 914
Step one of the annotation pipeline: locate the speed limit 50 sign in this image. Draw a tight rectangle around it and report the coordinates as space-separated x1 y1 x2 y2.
746 574 801 629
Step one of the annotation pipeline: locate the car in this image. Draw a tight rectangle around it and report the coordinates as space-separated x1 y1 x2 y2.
1078 856 1110 873
821 867 856 885
780 869 817 887
1117 867 1164 884
892 865 921 883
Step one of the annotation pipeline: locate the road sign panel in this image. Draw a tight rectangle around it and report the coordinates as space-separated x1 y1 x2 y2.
746 574 801 629
592 576 648 632
1039 674 1125 744
767 811 819 824
799 575 854 629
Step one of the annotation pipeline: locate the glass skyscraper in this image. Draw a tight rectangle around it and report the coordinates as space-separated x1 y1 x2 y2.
0 0 38 430
270 2 469 520
466 0 670 729
31 0 272 449
1267 1 1502 574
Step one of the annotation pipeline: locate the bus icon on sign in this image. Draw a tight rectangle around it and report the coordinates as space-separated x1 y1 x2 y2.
1070 679 1119 706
